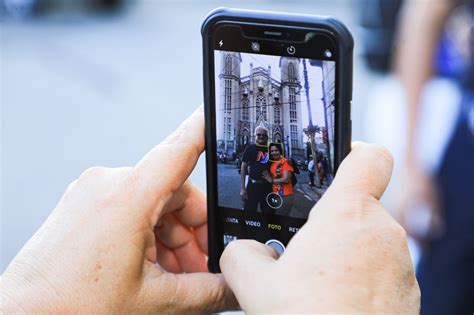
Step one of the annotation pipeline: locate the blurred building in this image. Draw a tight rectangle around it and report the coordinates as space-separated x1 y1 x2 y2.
321 60 336 170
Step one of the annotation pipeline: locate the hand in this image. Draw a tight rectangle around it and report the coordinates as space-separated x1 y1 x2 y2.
240 188 248 201
396 165 443 245
221 142 420 314
261 171 272 183
1 107 237 314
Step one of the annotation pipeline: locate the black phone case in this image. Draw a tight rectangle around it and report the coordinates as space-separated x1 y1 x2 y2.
202 7 353 273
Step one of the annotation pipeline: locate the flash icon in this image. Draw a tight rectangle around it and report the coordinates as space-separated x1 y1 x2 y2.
251 42 260 52
219 40 223 47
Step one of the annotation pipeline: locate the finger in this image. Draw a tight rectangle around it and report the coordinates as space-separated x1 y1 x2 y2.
162 181 207 228
155 238 182 273
155 214 208 272
220 240 278 295
161 181 209 253
174 239 208 272
328 141 394 201
194 223 208 254
134 106 204 200
155 213 194 249
141 269 239 313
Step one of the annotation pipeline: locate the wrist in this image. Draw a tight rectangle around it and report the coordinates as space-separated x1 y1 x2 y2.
1 266 66 314
1 278 40 313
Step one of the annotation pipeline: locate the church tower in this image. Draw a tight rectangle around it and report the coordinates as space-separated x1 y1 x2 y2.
280 57 304 158
217 51 241 154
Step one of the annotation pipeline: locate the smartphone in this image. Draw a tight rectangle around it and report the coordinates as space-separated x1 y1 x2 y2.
202 8 353 272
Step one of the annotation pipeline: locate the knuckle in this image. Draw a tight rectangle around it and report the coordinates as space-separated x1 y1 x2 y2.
163 121 192 146
354 142 394 166
367 143 394 165
79 166 109 180
391 221 409 242
339 193 376 222
65 179 79 192
77 166 136 200
376 215 410 251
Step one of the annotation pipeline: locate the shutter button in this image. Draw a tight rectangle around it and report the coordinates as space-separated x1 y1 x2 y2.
265 239 285 256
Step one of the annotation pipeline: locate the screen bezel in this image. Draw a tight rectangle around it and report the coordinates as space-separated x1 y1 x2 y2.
205 20 345 272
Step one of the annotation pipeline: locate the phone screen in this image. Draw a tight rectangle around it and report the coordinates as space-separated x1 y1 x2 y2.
211 24 337 252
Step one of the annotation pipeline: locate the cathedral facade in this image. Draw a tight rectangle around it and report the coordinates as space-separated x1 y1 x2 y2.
217 51 305 159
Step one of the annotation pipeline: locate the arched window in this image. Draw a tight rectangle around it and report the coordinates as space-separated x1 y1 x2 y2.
291 125 298 148
225 55 232 74
288 62 295 82
256 94 267 120
274 132 282 143
289 87 297 124
224 79 232 114
289 86 298 148
223 78 232 143
242 98 249 121
274 104 281 125
255 99 261 119
242 129 250 145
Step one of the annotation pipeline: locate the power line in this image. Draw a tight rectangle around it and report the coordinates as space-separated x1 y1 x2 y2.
217 98 331 111
215 88 303 97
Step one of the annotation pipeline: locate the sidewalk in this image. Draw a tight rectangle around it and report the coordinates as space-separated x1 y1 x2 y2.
295 171 330 202
288 171 330 219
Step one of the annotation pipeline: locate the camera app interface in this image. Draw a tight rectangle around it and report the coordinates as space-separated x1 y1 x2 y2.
214 49 336 248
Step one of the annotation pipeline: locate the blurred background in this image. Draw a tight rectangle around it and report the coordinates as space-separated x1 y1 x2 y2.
1 0 473 314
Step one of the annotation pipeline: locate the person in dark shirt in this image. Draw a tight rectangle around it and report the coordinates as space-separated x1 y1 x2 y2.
240 126 271 214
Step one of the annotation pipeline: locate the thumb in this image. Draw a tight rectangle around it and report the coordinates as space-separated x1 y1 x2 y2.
134 106 205 201
140 269 239 313
327 141 394 201
220 240 279 302
305 142 394 229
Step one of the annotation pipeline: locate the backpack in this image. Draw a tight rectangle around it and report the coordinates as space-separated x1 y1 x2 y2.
291 172 298 187
290 158 300 174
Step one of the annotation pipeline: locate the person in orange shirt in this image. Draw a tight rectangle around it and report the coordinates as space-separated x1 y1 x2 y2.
262 143 294 216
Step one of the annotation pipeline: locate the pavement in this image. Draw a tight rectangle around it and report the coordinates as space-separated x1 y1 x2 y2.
218 163 330 219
